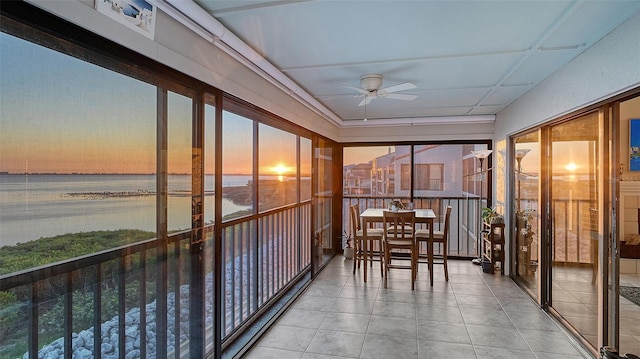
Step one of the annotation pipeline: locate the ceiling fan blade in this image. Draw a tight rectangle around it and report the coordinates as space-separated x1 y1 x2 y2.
342 85 368 95
358 96 375 106
380 82 416 93
385 93 417 101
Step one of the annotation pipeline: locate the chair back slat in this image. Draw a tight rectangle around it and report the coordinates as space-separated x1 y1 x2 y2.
350 204 359 239
353 203 361 231
443 205 452 238
383 211 415 241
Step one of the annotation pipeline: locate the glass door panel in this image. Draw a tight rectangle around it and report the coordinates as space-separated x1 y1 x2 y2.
617 97 640 355
550 112 600 347
514 131 541 299
314 138 334 270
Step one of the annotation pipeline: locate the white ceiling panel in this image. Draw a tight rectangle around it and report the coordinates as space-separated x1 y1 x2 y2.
209 1 573 67
483 85 531 106
470 105 505 115
181 0 640 126
542 1 640 49
503 49 583 87
396 53 524 89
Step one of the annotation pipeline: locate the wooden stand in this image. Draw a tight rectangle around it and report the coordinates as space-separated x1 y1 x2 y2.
482 222 505 275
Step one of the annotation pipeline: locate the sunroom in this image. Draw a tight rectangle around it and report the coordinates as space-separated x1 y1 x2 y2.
1 1 639 359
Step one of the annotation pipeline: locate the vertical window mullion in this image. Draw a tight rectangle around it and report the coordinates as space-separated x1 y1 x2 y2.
64 272 72 359
190 92 205 358
140 254 147 359
94 264 102 359
156 87 169 359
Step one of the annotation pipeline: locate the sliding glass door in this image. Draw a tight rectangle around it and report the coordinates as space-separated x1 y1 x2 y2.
513 131 541 301
549 112 602 347
617 97 640 355
314 138 336 270
510 91 640 355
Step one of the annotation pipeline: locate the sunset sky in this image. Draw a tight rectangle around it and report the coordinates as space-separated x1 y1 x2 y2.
1 32 158 174
0 32 300 176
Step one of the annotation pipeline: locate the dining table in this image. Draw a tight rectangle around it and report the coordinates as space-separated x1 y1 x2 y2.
359 208 437 285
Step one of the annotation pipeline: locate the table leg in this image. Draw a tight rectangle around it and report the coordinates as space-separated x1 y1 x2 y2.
363 235 368 283
379 237 384 277
363 224 368 283
429 220 434 286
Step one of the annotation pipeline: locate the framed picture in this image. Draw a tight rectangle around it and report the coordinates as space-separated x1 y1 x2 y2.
631 118 640 171
95 0 157 40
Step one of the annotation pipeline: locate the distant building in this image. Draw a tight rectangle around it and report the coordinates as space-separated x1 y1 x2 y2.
343 163 373 195
343 145 486 199
371 150 396 196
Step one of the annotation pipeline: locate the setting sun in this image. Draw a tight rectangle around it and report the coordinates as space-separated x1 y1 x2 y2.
565 162 578 171
272 163 292 175
272 163 289 175
271 163 293 181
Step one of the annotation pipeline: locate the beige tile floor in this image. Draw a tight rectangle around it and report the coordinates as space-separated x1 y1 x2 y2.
245 257 592 358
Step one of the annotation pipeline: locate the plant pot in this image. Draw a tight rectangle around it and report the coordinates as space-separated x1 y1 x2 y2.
343 247 354 259
481 259 494 273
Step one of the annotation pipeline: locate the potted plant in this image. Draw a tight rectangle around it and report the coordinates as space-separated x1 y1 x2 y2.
481 207 503 224
516 208 538 273
342 230 354 259
516 209 536 245
388 199 405 211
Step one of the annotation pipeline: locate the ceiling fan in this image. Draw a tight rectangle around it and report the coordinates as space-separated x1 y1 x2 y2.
343 74 417 106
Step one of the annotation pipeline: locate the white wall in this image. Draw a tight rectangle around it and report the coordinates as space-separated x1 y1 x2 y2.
339 121 495 143
27 0 342 140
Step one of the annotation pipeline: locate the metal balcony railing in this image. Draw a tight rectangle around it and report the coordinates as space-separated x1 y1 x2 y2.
0 202 312 359
221 203 311 338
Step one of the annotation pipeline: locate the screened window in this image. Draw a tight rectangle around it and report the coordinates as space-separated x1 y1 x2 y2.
1 10 318 359
300 137 312 201
0 32 157 270
414 164 443 190
259 123 297 211
222 111 254 220
168 91 193 232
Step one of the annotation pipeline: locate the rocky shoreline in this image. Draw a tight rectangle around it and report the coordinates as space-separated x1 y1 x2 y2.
62 190 215 200
27 238 278 359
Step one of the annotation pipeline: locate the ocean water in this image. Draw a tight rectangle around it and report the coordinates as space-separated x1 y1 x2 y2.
0 174 252 246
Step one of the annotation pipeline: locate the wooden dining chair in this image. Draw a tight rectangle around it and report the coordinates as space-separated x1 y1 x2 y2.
350 204 384 277
385 202 414 235
382 210 417 289
416 205 451 283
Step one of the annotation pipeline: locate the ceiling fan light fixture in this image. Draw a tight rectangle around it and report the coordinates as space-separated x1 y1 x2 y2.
360 74 383 91
344 74 417 108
